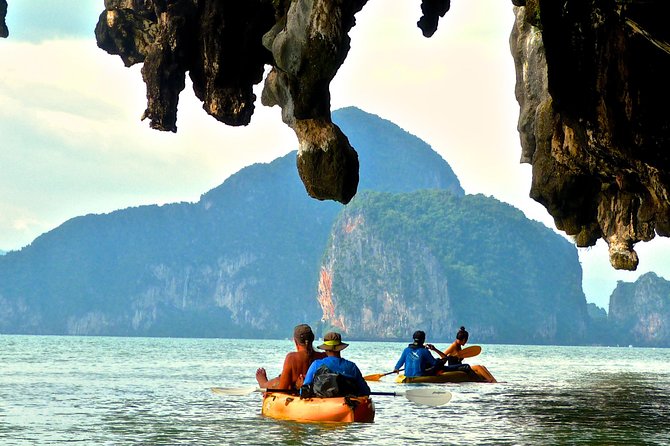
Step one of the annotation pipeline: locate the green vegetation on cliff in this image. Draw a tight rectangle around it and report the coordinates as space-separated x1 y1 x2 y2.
322 190 589 344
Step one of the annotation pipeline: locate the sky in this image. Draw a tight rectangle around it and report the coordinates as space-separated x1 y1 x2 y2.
2 0 669 309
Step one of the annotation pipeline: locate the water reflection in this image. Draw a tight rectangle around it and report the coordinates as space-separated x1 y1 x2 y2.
505 372 670 444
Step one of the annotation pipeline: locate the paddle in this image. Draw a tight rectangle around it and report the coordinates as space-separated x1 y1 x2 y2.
363 368 403 382
211 387 452 407
455 345 482 359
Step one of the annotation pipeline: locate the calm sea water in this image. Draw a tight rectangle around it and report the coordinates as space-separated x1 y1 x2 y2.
1 335 669 445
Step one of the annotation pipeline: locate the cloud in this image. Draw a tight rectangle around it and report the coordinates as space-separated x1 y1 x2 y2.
0 38 296 249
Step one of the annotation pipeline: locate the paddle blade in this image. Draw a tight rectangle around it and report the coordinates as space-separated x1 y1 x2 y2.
456 345 482 359
211 386 260 396
363 373 385 382
364 368 402 381
404 389 452 406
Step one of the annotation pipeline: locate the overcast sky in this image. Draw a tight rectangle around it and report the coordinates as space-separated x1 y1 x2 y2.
2 0 669 309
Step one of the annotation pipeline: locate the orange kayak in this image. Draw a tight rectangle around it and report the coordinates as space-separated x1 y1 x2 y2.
395 365 497 384
261 392 375 423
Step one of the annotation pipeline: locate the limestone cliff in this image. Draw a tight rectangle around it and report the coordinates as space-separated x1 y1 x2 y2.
318 190 590 344
94 0 364 204
609 272 670 347
511 1 670 271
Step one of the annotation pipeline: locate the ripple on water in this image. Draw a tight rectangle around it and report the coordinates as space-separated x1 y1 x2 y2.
1 337 669 445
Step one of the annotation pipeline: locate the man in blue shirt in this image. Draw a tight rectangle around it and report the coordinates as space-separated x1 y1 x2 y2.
301 332 371 396
393 330 443 377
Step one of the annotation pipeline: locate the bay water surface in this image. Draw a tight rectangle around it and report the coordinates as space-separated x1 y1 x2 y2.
1 335 669 445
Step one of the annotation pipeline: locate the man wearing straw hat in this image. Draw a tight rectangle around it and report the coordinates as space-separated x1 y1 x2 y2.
301 332 371 397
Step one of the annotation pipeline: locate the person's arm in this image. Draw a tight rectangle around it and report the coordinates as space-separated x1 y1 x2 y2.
422 348 438 367
277 353 296 389
393 349 407 372
352 363 371 396
302 360 318 386
426 343 448 359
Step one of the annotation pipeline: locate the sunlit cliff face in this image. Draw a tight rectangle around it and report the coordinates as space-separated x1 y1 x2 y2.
2 0 669 270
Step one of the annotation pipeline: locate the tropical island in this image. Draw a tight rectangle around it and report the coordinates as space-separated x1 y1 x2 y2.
1 108 668 346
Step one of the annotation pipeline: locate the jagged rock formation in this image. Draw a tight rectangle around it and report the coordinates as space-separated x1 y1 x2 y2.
3 1 669 270
511 1 670 271
609 272 670 347
91 0 670 270
94 0 368 204
0 0 8 38
90 0 455 205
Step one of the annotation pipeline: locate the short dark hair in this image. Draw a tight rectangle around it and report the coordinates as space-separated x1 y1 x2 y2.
412 330 426 344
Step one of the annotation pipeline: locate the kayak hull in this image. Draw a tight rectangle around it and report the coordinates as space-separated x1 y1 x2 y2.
395 365 497 384
261 392 375 423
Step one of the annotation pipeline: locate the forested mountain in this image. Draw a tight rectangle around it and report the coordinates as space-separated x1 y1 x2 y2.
317 190 590 344
0 107 463 338
4 106 660 344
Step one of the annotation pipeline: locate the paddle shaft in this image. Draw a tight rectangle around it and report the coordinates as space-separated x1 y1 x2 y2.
370 391 403 397
213 387 413 397
261 389 401 397
211 386 452 406
363 368 404 381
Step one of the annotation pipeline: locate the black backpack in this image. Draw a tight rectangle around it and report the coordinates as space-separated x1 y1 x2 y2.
301 365 359 398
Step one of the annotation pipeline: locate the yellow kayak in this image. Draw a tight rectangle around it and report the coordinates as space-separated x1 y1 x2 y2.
395 365 497 384
261 392 375 423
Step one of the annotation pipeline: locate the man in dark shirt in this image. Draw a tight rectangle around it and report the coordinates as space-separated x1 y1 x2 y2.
393 330 443 377
301 331 370 396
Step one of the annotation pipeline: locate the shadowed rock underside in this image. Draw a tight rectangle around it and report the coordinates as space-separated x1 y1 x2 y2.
93 0 450 205
511 0 670 270
0 0 8 38
2 0 669 269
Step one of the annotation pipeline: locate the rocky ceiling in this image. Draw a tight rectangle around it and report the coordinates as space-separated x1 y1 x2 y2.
0 1 7 38
2 0 669 271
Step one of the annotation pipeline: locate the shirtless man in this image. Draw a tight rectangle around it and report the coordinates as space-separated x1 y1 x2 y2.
255 324 326 390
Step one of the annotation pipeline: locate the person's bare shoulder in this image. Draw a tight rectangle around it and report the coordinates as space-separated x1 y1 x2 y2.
284 351 299 361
